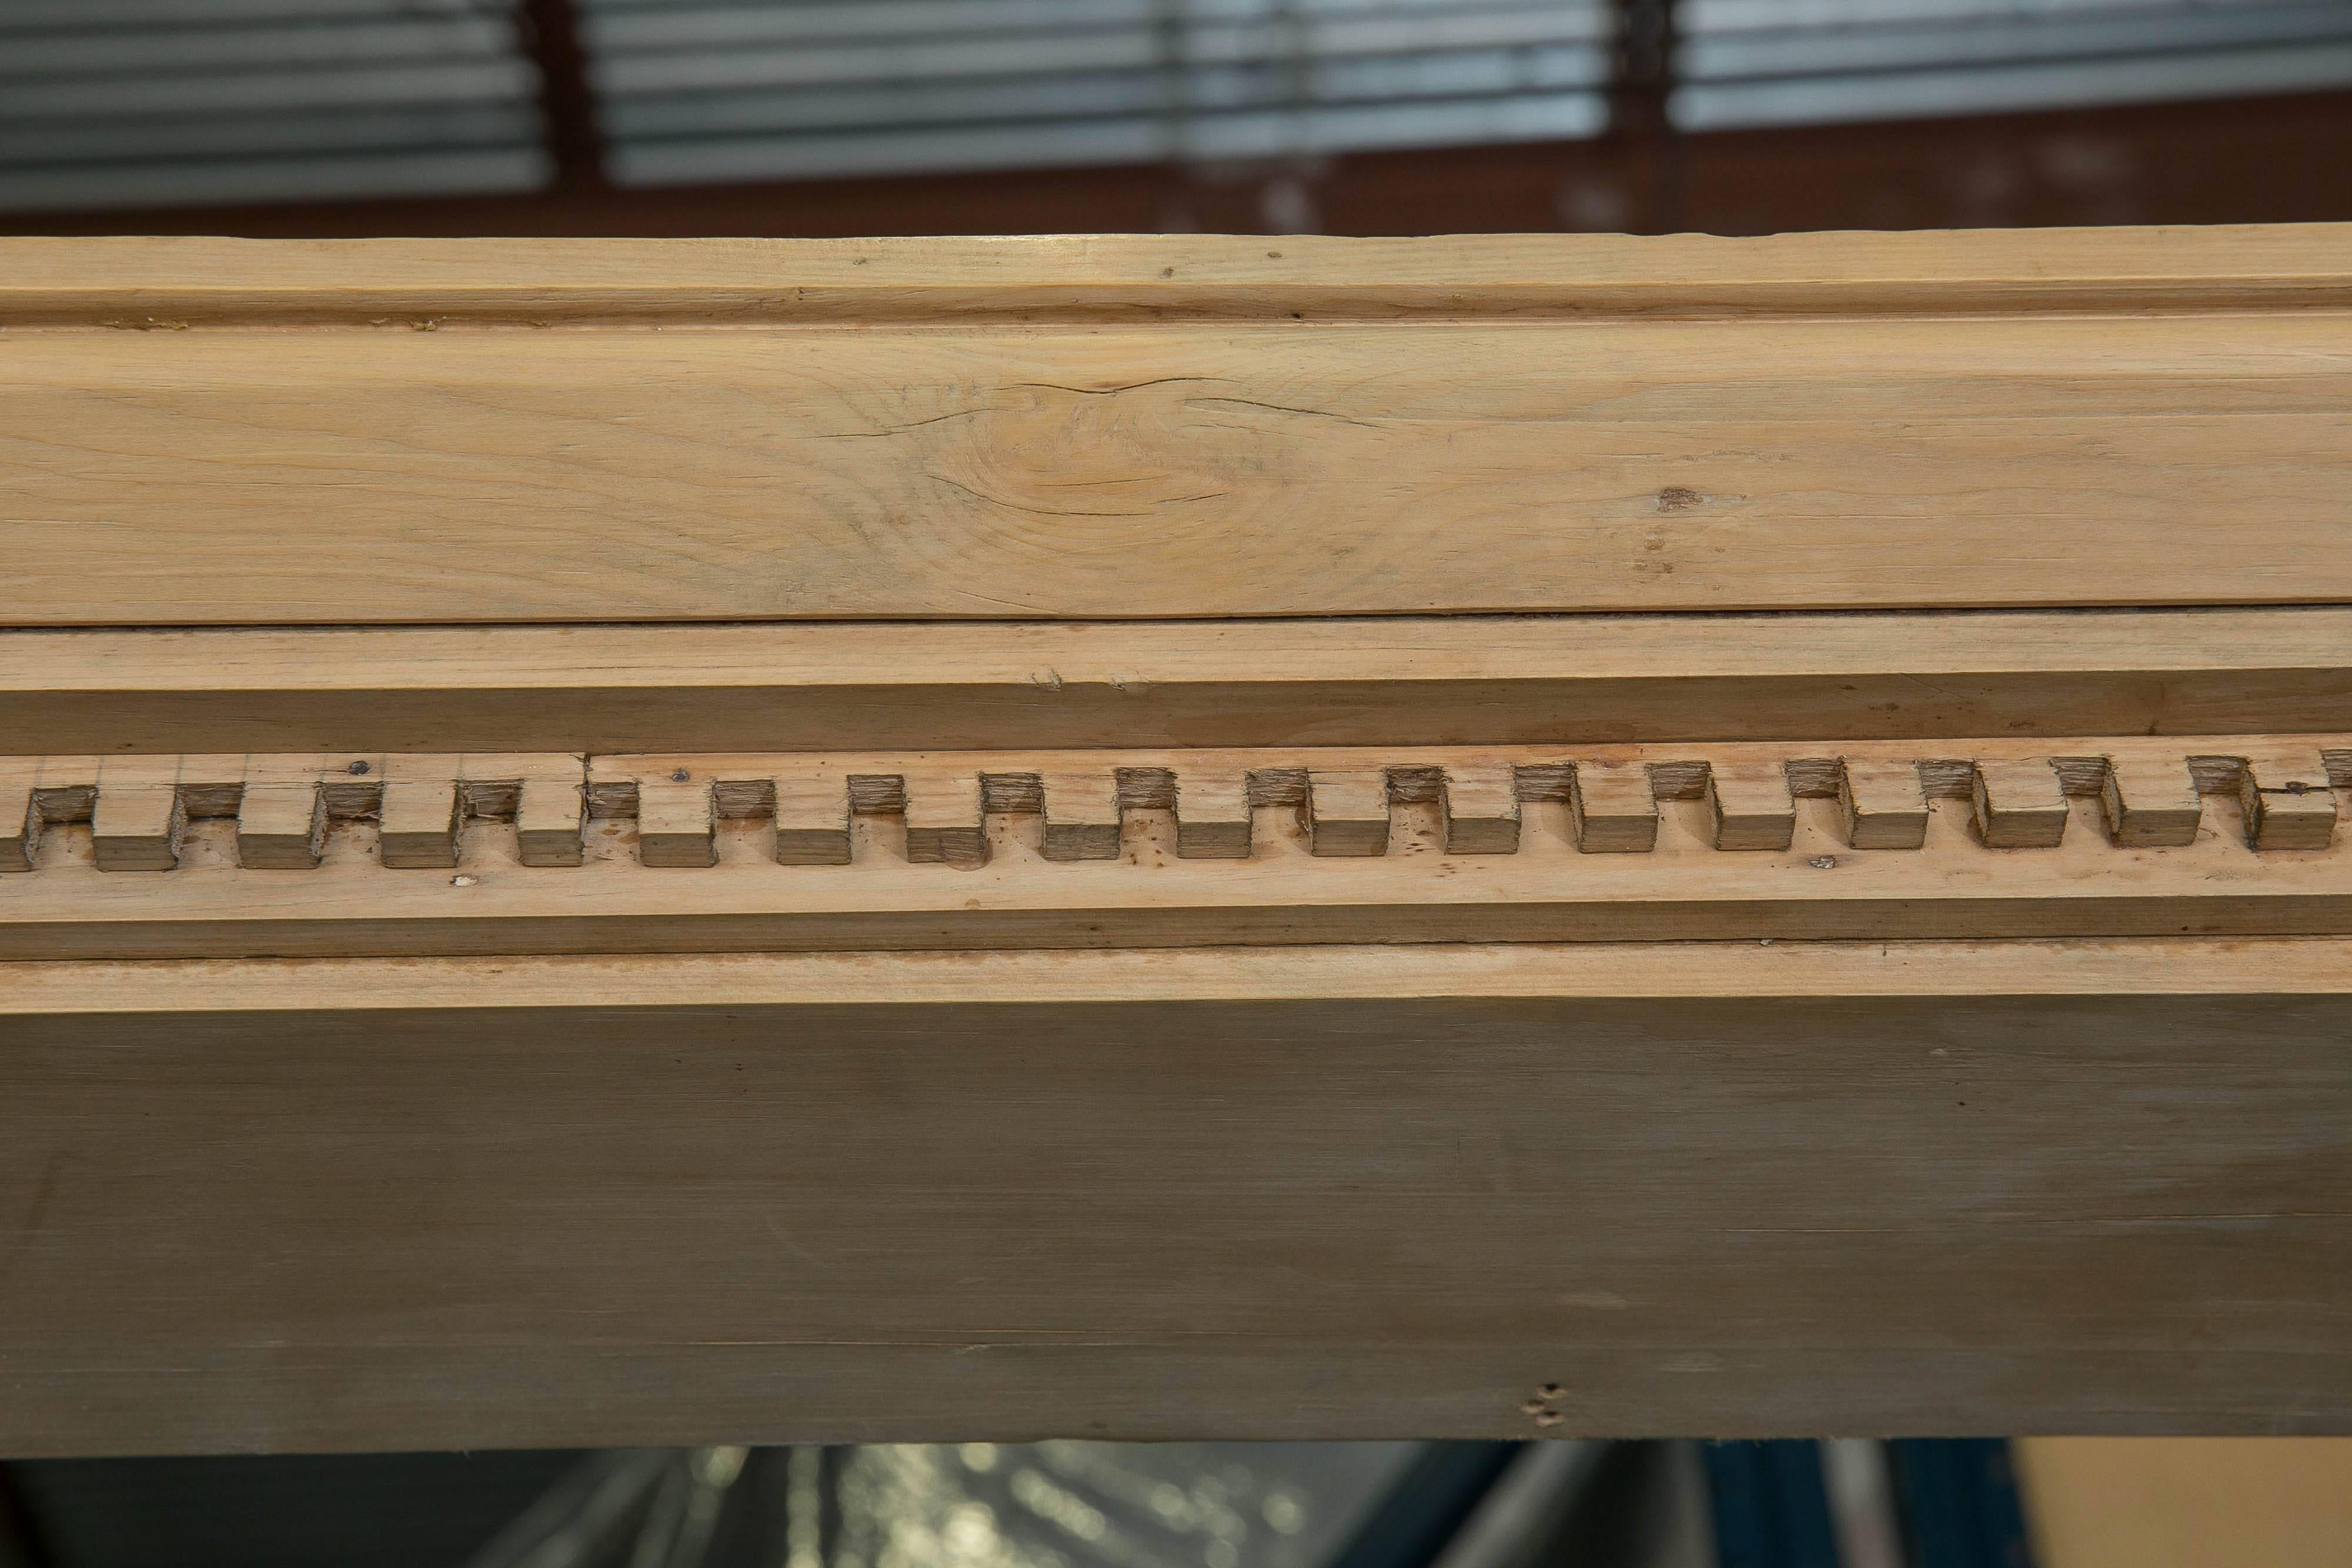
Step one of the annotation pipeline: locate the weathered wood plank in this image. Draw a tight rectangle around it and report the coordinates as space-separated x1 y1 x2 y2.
2 938 2346 1456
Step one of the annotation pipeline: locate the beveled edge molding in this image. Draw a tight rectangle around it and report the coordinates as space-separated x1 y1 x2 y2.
9 610 2352 755
5 228 2350 325
4 738 2343 875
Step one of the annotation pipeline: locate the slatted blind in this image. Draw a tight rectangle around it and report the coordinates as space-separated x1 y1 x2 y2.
5 0 2350 213
1674 0 2352 129
584 0 1614 186
0 0 547 212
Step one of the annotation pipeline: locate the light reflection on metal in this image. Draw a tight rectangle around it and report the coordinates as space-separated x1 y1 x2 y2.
460 1439 1415 1566
831 1441 1412 1568
462 1446 751 1568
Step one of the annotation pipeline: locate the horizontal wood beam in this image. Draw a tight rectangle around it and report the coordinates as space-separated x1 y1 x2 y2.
10 609 2352 754
4 938 2346 1456
4 228 2350 624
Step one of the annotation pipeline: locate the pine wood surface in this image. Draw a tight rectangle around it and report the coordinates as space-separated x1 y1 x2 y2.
4 228 2349 624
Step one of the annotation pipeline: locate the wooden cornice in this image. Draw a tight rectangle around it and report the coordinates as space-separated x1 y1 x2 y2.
6 226 2350 1453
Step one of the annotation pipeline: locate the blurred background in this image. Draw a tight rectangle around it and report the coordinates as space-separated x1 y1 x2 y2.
1 0 2349 236
4 1 2351 1563
4 1436 2351 1568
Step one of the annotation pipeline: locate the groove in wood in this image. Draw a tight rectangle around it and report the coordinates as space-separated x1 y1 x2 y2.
0 754 587 875
8 748 2352 957
1 741 2343 880
573 741 2349 868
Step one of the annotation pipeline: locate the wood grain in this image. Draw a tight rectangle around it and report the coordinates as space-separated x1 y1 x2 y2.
2 938 2346 1456
10 610 2351 755
4 230 2350 624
